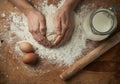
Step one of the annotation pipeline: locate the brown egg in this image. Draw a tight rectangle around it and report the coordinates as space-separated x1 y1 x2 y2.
22 53 38 64
19 42 34 53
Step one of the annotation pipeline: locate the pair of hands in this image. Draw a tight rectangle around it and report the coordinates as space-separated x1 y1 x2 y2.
27 6 73 47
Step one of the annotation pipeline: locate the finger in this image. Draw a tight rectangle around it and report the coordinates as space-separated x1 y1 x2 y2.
61 17 68 40
44 37 52 47
28 23 38 34
32 32 41 42
40 27 47 36
56 16 70 45
53 16 67 45
40 37 51 47
32 31 51 47
54 16 61 35
40 19 47 36
28 19 40 35
53 35 62 45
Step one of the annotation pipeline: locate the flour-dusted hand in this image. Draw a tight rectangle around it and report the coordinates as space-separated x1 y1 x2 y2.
54 6 73 46
26 10 51 47
53 0 82 46
8 0 51 47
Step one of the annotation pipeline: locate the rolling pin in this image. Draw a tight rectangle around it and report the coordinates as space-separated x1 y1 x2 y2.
60 31 120 80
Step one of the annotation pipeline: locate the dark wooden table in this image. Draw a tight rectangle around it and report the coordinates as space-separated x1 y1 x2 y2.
0 0 120 84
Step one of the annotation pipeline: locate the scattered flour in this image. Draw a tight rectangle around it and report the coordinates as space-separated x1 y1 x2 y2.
1 12 6 17
9 0 90 66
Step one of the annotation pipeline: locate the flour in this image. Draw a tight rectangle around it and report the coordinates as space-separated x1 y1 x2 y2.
1 12 6 17
9 0 89 66
45 5 57 41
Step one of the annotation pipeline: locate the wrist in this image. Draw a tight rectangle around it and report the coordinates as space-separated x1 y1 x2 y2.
62 4 73 11
62 0 81 11
24 7 37 16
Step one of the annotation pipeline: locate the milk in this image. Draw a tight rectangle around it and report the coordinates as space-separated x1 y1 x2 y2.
92 12 113 32
83 8 117 41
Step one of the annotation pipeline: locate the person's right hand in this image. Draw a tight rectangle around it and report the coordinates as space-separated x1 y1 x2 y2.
26 9 51 47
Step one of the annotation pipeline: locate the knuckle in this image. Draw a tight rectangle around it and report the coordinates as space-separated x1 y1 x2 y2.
67 24 71 28
40 28 46 34
33 36 38 41
39 37 44 42
32 29 37 33
29 29 33 33
41 27 46 30
40 18 45 22
62 24 67 28
56 26 60 30
54 15 60 20
66 24 71 29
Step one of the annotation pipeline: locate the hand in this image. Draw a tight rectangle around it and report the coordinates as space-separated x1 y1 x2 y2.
26 9 51 47
53 6 74 46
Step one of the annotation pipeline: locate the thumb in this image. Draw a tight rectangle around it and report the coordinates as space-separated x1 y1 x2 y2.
40 20 47 36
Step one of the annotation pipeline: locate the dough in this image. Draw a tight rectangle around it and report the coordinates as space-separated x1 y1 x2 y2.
46 12 75 47
46 14 57 42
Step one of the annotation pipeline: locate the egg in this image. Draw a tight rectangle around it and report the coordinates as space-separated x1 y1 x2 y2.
22 53 38 64
19 42 34 53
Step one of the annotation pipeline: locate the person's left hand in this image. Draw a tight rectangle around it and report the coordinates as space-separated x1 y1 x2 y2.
53 6 74 46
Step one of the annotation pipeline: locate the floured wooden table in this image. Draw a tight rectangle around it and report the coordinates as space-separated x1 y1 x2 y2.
0 0 120 84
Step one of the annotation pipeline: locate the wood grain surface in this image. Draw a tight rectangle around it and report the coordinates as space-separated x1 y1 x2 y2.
0 0 120 84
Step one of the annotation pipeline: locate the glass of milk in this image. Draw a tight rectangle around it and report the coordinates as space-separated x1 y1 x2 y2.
83 8 117 41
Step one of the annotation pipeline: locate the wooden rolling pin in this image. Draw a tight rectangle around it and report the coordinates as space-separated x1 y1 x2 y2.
60 31 120 80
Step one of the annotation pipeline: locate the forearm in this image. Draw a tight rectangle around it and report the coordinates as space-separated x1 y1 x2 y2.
8 0 35 15
63 0 82 10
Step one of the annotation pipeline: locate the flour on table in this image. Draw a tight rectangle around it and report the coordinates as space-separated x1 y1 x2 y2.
1 12 6 17
9 0 90 66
